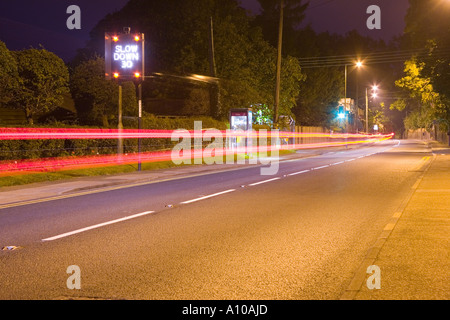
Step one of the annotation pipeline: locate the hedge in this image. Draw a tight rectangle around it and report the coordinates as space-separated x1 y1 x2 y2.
0 114 228 161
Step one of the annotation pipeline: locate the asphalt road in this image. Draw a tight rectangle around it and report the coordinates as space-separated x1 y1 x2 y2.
0 139 433 300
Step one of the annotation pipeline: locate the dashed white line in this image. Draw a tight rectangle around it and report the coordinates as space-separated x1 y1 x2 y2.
287 170 310 176
180 189 236 204
42 211 155 242
313 165 330 170
248 178 281 186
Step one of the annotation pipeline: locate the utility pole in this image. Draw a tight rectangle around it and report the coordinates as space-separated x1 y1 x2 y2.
209 17 217 79
209 16 220 118
274 0 284 128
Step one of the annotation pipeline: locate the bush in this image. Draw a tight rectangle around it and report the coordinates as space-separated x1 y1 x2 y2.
0 116 228 161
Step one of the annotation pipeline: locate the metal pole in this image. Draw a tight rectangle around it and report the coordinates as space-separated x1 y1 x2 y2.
365 87 369 133
138 83 142 171
118 85 123 156
274 0 284 128
355 70 359 132
344 64 347 111
209 17 217 79
344 64 348 143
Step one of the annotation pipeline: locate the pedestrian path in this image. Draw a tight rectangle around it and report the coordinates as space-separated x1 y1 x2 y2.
342 141 449 300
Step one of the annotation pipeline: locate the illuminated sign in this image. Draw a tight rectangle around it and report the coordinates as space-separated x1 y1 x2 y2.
105 32 145 81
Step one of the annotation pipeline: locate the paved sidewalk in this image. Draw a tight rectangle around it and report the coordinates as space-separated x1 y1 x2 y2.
343 141 450 300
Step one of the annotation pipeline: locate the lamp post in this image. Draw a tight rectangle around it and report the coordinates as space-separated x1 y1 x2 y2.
344 61 363 132
355 61 362 131
365 84 378 133
365 87 369 133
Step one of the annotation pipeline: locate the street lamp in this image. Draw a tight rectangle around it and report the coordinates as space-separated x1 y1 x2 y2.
355 61 363 131
365 84 379 133
344 61 363 132
371 85 379 99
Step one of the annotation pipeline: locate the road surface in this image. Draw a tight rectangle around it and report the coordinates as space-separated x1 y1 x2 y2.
0 139 434 300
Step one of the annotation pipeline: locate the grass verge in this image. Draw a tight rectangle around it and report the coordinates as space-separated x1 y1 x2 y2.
0 149 295 188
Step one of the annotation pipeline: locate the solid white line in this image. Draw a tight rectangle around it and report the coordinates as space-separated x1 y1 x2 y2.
248 178 281 186
42 211 155 242
181 189 236 204
287 170 310 176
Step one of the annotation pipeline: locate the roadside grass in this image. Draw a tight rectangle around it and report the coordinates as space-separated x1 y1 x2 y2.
0 149 295 188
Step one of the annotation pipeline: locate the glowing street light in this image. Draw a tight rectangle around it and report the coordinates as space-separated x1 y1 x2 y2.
344 60 364 119
365 84 379 133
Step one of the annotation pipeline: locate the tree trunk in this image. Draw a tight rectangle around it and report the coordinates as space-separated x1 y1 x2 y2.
102 114 109 128
25 108 34 125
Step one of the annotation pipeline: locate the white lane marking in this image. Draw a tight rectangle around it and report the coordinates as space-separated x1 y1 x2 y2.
248 178 281 187
181 189 236 204
345 158 356 162
331 161 345 165
42 211 155 242
313 165 329 170
287 170 310 176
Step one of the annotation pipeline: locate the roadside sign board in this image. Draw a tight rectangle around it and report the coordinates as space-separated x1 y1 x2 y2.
105 32 145 82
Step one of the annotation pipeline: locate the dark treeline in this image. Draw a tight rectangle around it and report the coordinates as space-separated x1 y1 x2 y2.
71 0 397 129
1 0 448 135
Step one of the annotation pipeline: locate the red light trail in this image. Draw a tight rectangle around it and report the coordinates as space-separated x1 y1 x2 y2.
0 127 388 140
0 128 393 175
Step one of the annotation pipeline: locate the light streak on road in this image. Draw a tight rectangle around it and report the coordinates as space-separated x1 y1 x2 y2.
0 128 394 175
0 127 392 140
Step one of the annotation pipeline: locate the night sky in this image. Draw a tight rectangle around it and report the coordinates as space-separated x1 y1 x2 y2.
0 0 410 62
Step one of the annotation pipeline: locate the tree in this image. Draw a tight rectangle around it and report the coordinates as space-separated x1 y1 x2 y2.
78 0 305 122
392 59 447 130
373 102 394 133
71 57 138 127
0 41 20 106
11 48 69 125
254 0 309 55
399 0 450 129
183 87 210 116
70 57 118 127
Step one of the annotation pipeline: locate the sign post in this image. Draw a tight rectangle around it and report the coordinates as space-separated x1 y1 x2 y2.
105 29 145 170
